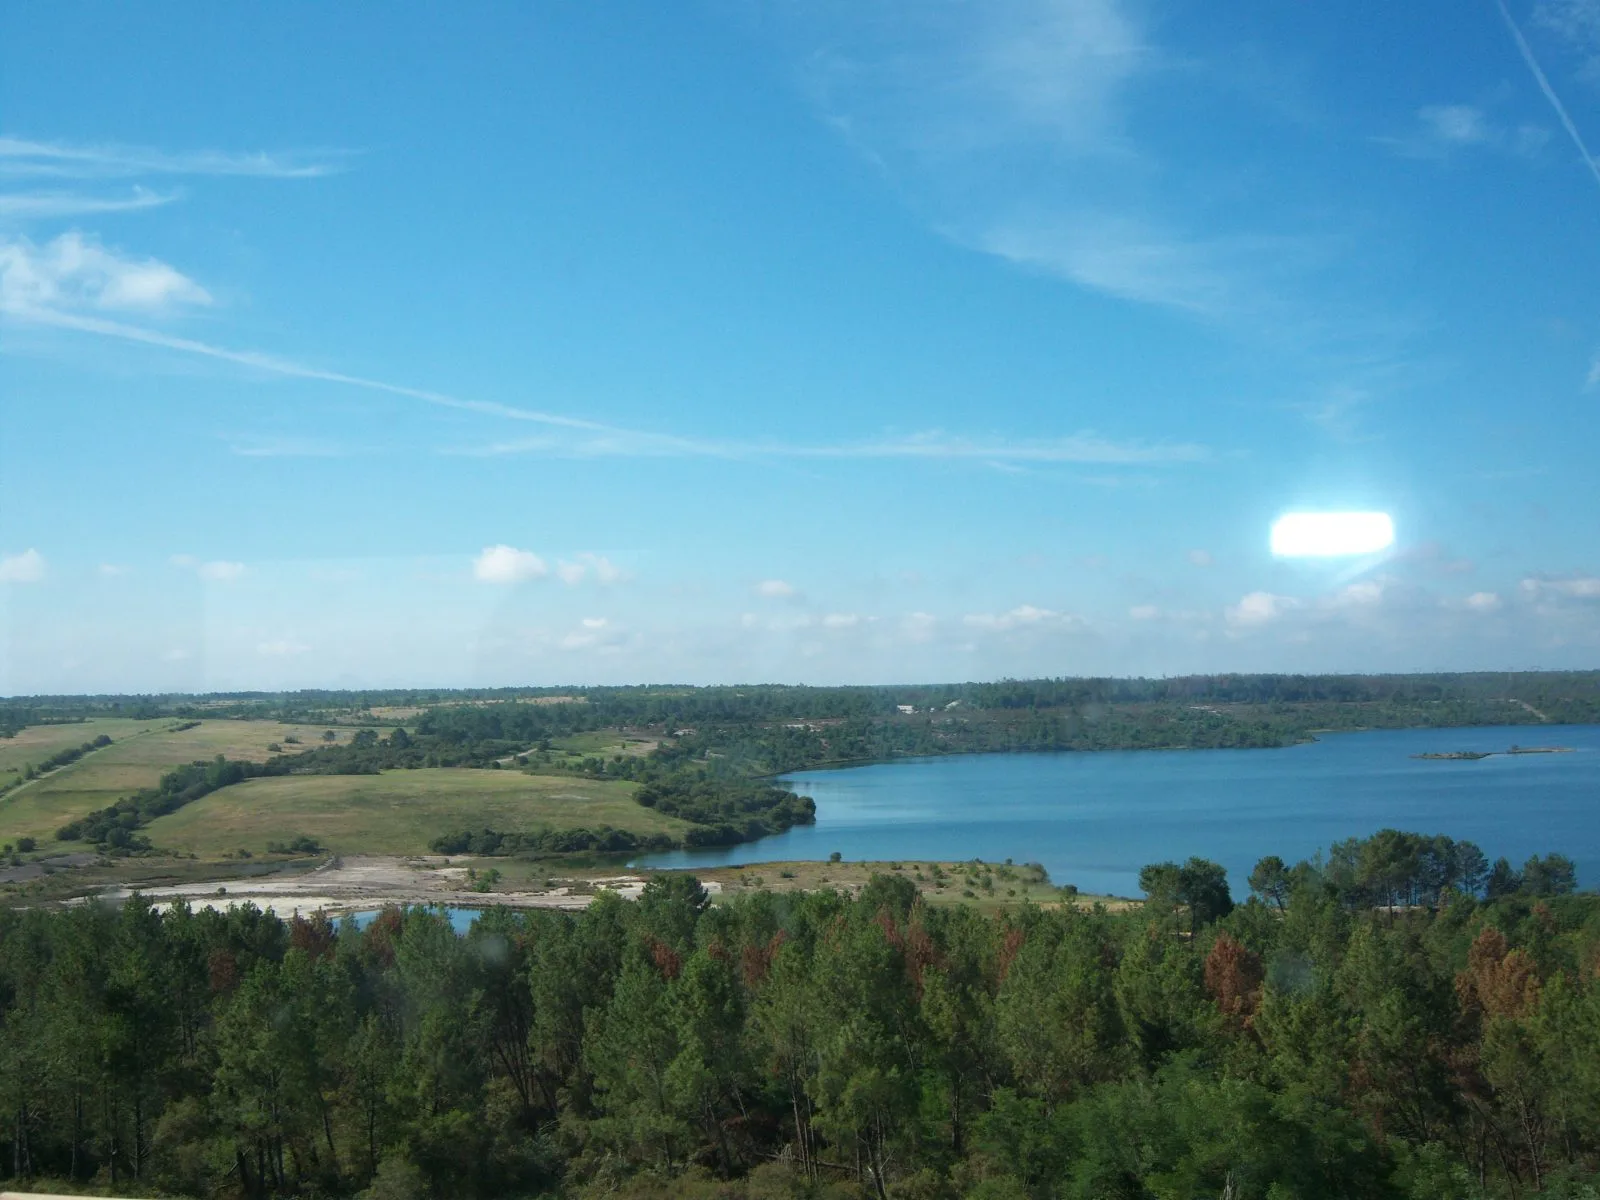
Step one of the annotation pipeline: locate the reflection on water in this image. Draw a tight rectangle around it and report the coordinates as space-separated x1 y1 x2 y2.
635 725 1600 898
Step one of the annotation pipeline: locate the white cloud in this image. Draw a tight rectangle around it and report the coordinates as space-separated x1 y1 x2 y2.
226 436 346 458
1226 591 1297 627
1187 549 1213 568
822 612 861 628
98 563 129 577
0 136 344 180
1521 576 1600 600
1329 580 1385 608
198 560 245 583
168 553 197 568
794 428 1208 465
588 555 625 585
756 579 797 598
257 638 310 657
0 232 210 315
161 648 191 662
979 217 1308 320
0 548 45 583
963 603 1079 631
1382 103 1551 160
1465 591 1503 612
1421 104 1492 145
1129 604 1160 620
560 617 624 652
0 187 180 219
473 545 547 584
1587 353 1600 388
554 553 628 586
903 611 938 641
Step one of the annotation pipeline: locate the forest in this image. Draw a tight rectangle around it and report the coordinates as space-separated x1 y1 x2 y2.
0 830 1595 1200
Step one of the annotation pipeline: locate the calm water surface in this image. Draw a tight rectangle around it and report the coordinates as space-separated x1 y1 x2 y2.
636 724 1600 897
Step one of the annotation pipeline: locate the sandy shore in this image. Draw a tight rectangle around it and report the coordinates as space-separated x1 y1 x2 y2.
81 855 719 917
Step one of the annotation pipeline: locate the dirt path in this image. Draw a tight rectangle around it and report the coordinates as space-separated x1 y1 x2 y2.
1508 698 1552 723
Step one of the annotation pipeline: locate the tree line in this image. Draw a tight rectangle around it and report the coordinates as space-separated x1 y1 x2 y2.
7 671 1600 733
0 830 1596 1199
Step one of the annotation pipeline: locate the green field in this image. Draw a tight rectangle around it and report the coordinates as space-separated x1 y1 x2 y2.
0 719 358 842
146 768 691 856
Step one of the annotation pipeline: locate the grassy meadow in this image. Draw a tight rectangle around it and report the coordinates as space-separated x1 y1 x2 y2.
146 768 690 856
0 719 356 843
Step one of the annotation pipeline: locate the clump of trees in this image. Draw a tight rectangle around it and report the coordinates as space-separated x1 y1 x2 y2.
430 826 677 856
0 833 1595 1198
1245 830 1578 912
635 774 816 844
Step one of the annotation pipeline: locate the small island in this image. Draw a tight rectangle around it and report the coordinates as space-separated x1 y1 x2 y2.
1413 744 1575 761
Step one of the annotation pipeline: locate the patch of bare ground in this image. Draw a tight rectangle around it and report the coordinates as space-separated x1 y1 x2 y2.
73 855 708 916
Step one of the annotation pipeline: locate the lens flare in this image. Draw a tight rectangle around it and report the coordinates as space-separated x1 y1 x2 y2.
1270 512 1394 558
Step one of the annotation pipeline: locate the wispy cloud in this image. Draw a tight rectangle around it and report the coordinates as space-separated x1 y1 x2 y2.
792 430 1206 465
0 187 180 219
977 216 1316 321
962 603 1083 631
466 428 1206 466
0 135 346 180
197 560 245 583
769 0 1363 336
1494 0 1600 196
555 553 628 586
1535 0 1600 80
225 435 348 458
1377 103 1550 159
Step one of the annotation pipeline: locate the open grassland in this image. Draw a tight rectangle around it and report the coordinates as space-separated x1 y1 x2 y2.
0 718 164 780
147 768 691 856
0 719 357 842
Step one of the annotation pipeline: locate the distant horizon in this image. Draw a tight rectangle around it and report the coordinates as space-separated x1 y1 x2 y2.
6 665 1599 705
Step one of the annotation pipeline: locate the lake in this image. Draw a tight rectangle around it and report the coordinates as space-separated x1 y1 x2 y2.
635 724 1600 898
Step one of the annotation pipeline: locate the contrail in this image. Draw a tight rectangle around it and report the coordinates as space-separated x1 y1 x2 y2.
8 305 728 454
3 305 1207 465
1494 0 1600 195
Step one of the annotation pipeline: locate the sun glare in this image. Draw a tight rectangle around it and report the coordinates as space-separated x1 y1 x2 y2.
1270 511 1394 558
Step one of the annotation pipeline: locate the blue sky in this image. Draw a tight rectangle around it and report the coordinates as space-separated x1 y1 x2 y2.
3 0 1600 692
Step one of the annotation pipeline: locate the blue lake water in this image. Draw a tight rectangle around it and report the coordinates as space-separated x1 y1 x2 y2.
635 724 1600 898
349 907 483 933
